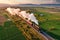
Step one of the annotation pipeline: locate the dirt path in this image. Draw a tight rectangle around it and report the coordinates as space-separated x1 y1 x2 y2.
0 15 6 25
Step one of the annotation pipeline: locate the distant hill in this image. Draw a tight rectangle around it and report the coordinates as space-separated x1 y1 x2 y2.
0 3 60 8
40 4 60 6
14 4 40 7
12 4 60 7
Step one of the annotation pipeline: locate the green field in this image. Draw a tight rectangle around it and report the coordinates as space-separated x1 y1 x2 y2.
0 21 26 40
34 8 60 40
0 7 60 40
0 9 26 40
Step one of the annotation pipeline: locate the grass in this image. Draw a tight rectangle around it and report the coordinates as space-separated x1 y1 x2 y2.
34 10 60 40
0 21 26 40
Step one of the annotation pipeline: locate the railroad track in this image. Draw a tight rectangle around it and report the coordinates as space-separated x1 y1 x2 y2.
6 11 54 40
18 14 54 40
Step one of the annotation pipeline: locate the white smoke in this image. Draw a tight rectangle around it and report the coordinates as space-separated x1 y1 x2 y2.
6 7 39 25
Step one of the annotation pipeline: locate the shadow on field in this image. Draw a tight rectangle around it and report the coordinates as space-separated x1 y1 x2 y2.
41 28 60 40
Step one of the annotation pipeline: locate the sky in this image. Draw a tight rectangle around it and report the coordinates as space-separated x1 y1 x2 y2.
0 0 60 4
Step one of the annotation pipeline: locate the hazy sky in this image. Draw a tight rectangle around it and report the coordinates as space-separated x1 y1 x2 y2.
0 0 60 4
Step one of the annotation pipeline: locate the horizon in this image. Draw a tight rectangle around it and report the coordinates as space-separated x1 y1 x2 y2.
0 0 60 4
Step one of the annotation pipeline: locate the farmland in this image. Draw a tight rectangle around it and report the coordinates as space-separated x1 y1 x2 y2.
0 7 60 40
0 9 26 40
34 7 60 40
